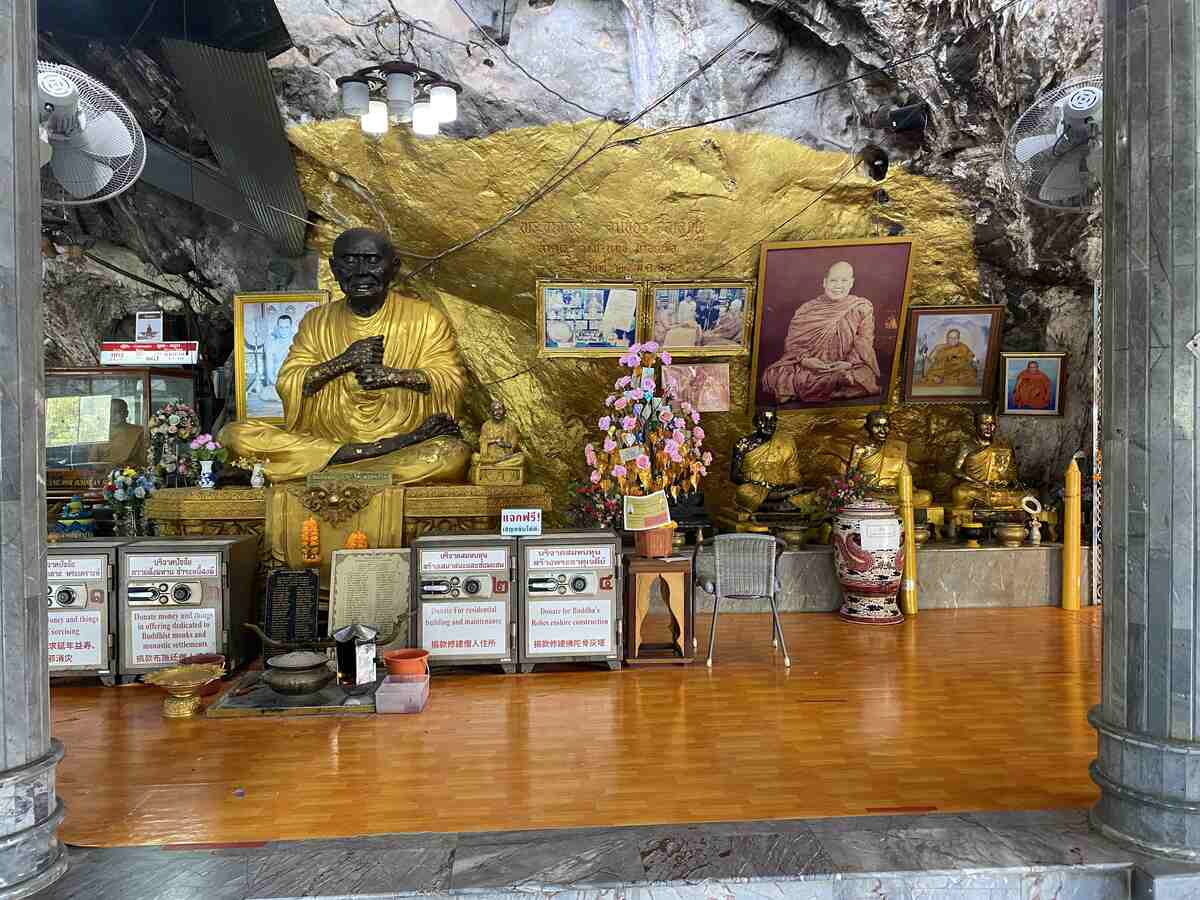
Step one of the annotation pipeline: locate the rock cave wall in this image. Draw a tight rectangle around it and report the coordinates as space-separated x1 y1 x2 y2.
40 0 1102 512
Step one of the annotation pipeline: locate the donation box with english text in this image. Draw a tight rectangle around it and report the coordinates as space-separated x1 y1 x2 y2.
47 538 131 683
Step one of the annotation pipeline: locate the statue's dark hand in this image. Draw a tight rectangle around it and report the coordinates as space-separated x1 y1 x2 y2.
341 335 385 370
411 413 462 442
354 364 395 391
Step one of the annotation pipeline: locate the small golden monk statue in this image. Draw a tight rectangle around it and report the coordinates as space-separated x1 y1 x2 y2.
847 411 932 508
219 228 472 483
470 398 526 485
949 411 1033 509
730 409 816 514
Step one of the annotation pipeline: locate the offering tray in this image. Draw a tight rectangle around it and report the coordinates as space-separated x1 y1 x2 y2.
206 670 385 718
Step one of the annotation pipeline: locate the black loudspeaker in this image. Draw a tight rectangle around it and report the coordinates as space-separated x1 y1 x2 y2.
887 103 928 133
861 144 889 182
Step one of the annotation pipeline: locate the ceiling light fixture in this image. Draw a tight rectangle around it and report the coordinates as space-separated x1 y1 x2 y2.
336 61 461 137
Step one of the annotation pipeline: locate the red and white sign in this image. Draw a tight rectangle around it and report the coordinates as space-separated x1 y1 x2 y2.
501 508 542 537
420 548 508 573
100 341 199 365
130 608 217 667
421 600 506 656
526 599 612 656
47 556 105 582
48 609 104 669
126 553 219 580
527 545 613 570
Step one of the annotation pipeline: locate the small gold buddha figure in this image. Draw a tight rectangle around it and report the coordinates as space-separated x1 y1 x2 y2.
730 409 816 514
219 228 472 484
469 398 526 485
949 411 1032 509
847 411 932 508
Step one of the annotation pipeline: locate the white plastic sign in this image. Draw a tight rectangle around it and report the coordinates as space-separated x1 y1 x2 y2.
100 341 198 365
130 608 217 666
47 556 105 581
860 521 902 552
421 601 506 656
501 508 542 537
48 610 104 669
527 545 613 570
420 548 508 573
526 599 612 656
126 553 219 579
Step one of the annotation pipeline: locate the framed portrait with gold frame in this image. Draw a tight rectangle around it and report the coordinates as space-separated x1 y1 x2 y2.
647 281 754 357
751 237 915 414
535 281 643 358
902 304 1004 403
233 291 330 422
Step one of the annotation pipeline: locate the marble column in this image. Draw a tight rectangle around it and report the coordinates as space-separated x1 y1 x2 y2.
1091 0 1200 859
0 0 67 895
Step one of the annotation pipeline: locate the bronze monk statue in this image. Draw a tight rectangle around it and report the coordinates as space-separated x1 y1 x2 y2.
847 411 932 508
949 411 1033 509
469 398 527 484
219 228 472 483
730 409 816 514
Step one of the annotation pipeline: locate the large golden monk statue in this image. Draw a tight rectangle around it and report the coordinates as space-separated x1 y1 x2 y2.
730 409 815 513
949 411 1032 509
847 411 932 508
219 228 472 483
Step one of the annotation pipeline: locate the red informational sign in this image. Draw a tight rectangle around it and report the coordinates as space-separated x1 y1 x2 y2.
100 341 199 365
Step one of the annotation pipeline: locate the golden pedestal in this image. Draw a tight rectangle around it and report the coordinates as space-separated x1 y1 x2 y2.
470 463 525 487
145 487 269 562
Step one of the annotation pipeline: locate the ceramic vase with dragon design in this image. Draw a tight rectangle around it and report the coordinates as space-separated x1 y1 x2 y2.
832 499 904 625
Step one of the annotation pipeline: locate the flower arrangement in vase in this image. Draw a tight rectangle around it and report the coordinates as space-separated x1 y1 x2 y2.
232 455 269 488
565 480 622 529
149 402 201 482
819 468 878 515
101 467 159 536
583 342 712 555
188 434 229 490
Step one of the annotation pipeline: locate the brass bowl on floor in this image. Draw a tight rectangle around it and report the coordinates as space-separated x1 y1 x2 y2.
143 663 225 718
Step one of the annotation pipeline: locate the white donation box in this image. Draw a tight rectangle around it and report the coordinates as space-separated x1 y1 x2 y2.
116 535 258 677
410 535 517 674
518 530 623 672
47 538 130 683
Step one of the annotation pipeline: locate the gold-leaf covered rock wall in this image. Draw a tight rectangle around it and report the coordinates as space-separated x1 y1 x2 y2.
288 119 983 517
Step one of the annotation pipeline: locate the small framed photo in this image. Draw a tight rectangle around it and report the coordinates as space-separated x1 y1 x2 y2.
1000 352 1066 416
536 281 643 357
903 304 1004 403
648 282 754 357
663 363 731 412
234 291 330 422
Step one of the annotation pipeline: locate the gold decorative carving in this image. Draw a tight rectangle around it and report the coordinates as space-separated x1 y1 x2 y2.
295 483 385 526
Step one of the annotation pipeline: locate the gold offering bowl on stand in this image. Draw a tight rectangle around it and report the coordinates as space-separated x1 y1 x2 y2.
143 663 226 718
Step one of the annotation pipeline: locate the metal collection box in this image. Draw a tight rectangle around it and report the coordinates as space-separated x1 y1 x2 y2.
47 538 130 684
518 530 623 672
116 535 258 677
410 535 518 674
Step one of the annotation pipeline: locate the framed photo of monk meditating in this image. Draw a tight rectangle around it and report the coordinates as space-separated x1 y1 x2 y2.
902 304 1004 403
234 291 330 423
751 237 915 413
1000 351 1066 416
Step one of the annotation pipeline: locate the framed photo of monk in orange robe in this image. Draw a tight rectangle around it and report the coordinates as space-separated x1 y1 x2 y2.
1000 351 1066 416
751 237 915 413
903 304 1004 403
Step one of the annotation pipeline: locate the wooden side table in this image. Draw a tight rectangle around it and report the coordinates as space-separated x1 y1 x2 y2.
624 555 694 665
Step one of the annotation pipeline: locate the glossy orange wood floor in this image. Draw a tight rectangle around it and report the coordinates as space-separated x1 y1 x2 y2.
51 608 1101 847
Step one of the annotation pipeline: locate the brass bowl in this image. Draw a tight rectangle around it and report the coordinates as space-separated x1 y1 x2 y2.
959 522 985 549
263 651 335 696
993 522 1026 548
143 663 225 718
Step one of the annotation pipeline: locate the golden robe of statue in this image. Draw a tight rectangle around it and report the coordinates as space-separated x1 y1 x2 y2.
96 423 148 469
469 399 526 484
849 438 933 508
949 414 1031 509
220 291 471 483
733 431 812 513
919 341 976 387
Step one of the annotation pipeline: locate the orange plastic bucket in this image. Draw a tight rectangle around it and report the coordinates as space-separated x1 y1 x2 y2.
383 649 429 675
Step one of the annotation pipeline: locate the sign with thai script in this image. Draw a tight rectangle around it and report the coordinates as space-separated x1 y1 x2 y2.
501 508 542 537
48 610 104 669
130 608 217 666
526 600 612 656
421 600 506 656
100 341 199 365
126 553 219 579
47 556 105 582
623 490 671 531
420 548 508 573
526 545 613 570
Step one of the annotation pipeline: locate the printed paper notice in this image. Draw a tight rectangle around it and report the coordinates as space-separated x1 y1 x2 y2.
527 599 612 656
329 549 410 651
421 601 506 657
130 608 217 667
48 609 104 669
599 289 639 333
623 491 672 531
860 521 902 552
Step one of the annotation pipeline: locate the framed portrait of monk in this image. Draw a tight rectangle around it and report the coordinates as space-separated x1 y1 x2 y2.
536 281 643 357
903 304 1004 403
648 282 754 357
751 237 915 413
234 291 330 422
1000 351 1066 416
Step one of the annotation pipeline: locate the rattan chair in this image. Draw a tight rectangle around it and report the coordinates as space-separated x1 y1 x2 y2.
694 533 789 668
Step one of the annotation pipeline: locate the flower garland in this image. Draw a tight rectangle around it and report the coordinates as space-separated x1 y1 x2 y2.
149 403 201 444
584 342 712 499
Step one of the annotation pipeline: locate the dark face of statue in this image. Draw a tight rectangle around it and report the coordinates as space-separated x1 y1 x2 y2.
866 412 890 443
976 413 997 441
330 229 397 308
490 400 506 421
754 409 778 438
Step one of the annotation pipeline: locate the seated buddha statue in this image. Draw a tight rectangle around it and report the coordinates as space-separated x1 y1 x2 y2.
847 411 932 508
949 411 1033 509
219 228 472 484
469 398 526 484
730 409 817 514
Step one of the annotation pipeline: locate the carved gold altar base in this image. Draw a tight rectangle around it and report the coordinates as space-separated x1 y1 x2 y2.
145 488 271 569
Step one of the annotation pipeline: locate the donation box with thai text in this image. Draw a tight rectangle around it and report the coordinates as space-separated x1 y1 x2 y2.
47 538 131 683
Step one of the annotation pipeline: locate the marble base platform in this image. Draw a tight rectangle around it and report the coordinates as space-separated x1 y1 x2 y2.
34 809 1197 900
691 543 1092 612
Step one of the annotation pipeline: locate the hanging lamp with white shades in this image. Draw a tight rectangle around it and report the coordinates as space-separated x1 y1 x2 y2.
336 60 462 137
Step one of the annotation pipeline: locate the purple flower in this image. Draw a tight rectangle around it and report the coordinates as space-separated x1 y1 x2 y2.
614 396 628 410
616 375 632 388
599 416 612 431
669 450 683 463
621 416 637 430
612 464 627 477
660 351 672 365
665 438 679 454
643 341 659 352
673 417 685 429
585 444 596 465
635 454 650 471
693 426 705 442
691 410 701 424
603 437 617 453
605 394 616 407
634 403 644 416
641 376 655 392
673 429 686 443
590 470 601 484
